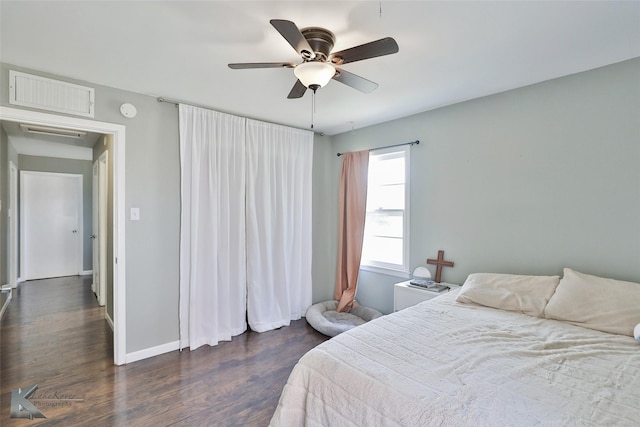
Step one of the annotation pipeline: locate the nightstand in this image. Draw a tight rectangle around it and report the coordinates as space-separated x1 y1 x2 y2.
393 280 459 311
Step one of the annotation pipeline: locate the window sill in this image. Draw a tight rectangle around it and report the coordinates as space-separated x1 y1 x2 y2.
360 264 410 279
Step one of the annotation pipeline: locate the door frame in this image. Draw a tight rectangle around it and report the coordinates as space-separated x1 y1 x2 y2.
92 160 98 296
9 161 18 288
20 170 83 280
98 152 108 307
92 151 108 307
0 106 127 366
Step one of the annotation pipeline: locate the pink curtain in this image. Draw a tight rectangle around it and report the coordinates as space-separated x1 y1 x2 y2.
334 150 369 312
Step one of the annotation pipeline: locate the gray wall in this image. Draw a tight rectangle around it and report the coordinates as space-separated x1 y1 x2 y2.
0 127 18 285
1 62 181 353
331 58 640 314
18 154 93 271
312 133 337 304
0 62 332 355
0 126 7 283
1 57 638 355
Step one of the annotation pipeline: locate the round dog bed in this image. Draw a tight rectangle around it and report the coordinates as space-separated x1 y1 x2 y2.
306 300 383 337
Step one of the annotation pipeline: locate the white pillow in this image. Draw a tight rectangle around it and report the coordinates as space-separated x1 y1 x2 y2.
456 273 560 317
544 268 640 337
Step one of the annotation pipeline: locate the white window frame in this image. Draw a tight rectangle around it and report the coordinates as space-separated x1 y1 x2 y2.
360 145 410 278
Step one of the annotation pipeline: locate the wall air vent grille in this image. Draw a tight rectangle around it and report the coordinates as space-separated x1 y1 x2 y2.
9 70 95 118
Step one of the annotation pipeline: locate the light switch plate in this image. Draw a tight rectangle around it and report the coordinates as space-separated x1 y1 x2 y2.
130 207 140 221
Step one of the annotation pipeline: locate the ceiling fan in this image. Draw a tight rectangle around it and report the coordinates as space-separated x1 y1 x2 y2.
228 19 399 99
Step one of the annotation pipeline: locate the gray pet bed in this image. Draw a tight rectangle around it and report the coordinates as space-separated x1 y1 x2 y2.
306 300 383 337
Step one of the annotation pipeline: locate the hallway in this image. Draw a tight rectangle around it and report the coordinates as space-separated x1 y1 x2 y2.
0 275 112 423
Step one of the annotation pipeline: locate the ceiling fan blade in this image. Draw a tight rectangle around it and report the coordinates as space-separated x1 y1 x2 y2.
287 80 307 99
329 37 399 65
332 68 378 93
228 62 295 69
270 19 316 60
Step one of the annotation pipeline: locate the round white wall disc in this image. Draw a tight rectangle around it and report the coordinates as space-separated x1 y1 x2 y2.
120 103 137 118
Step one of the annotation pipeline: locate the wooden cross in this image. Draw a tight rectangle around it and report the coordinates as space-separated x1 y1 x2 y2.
427 250 454 283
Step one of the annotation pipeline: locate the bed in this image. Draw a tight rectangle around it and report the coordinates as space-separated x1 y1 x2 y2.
270 269 640 426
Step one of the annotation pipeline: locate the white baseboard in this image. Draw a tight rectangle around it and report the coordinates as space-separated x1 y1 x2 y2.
105 311 114 331
80 270 93 276
126 340 180 364
0 288 12 319
1 284 11 290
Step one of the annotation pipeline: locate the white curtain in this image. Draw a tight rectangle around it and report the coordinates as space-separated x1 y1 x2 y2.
245 119 313 332
179 104 247 350
179 105 313 348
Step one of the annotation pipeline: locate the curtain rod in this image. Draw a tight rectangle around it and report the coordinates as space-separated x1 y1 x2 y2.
158 97 207 110
157 97 316 134
336 140 420 157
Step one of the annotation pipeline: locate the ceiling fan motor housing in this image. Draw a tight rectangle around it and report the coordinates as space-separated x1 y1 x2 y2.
300 27 335 61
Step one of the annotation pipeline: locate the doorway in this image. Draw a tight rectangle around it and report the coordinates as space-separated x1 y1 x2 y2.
0 106 127 365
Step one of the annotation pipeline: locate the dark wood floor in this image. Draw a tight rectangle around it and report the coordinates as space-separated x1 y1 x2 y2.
0 276 328 426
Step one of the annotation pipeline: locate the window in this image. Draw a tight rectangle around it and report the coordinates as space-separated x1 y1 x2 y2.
361 146 410 276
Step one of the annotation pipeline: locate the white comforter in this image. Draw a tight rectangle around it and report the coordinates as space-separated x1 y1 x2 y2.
270 290 640 426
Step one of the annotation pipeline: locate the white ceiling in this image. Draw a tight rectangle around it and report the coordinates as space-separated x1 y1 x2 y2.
1 1 639 136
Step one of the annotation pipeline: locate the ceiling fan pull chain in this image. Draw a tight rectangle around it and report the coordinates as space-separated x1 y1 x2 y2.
311 89 315 129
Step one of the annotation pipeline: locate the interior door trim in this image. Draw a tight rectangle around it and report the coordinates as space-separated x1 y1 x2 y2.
0 106 127 366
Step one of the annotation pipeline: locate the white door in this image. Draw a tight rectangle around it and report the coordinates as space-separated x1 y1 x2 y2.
98 152 108 306
21 171 83 280
92 161 100 297
9 162 18 287
92 151 108 306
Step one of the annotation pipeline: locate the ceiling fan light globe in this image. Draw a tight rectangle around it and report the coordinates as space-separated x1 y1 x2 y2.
294 62 335 88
